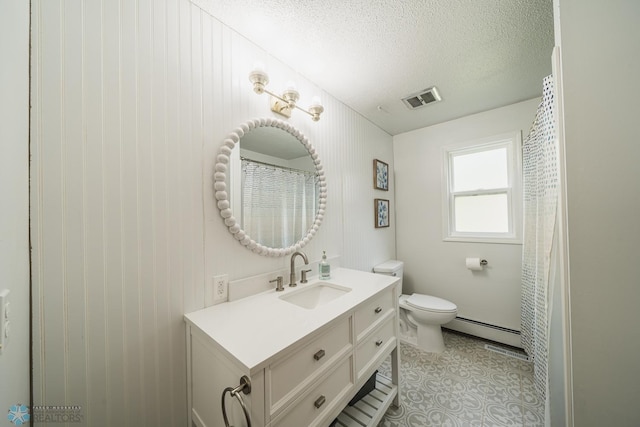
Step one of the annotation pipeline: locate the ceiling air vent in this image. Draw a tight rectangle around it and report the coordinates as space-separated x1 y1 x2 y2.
402 86 442 110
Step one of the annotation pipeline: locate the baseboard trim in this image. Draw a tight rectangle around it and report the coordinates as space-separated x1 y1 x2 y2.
446 317 522 349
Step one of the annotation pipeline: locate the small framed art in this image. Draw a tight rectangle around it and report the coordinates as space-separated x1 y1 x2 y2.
375 198 390 228
373 159 389 191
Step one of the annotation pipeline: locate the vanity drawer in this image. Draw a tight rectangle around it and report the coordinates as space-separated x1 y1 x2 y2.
269 316 351 413
273 356 353 427
355 317 396 379
354 288 395 340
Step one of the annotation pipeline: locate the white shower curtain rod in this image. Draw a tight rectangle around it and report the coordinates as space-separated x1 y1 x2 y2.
241 157 316 176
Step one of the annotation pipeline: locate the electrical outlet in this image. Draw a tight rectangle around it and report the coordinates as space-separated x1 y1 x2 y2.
0 289 9 354
213 274 228 303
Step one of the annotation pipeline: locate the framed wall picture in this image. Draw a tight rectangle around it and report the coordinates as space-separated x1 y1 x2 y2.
375 199 390 228
373 159 389 191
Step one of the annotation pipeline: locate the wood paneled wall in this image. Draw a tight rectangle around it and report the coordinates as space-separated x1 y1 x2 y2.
30 1 395 425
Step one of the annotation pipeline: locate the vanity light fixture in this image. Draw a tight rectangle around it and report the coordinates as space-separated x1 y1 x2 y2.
249 64 324 121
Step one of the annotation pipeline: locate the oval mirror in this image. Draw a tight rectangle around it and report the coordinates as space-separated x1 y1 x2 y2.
214 118 327 256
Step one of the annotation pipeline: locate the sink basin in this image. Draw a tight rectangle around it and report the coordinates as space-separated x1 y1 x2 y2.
279 282 351 309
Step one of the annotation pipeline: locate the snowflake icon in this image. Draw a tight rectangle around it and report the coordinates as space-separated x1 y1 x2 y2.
7 404 30 425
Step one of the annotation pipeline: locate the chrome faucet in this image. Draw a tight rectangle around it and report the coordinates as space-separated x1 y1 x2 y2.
289 251 309 287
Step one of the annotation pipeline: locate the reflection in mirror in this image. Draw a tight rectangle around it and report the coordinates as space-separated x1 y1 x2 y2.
239 158 317 249
214 118 326 257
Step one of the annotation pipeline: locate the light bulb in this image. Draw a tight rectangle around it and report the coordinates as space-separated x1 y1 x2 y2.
249 61 269 94
252 61 266 73
285 81 297 92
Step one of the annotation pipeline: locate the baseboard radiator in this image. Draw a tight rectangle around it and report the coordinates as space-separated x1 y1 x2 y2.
446 317 522 349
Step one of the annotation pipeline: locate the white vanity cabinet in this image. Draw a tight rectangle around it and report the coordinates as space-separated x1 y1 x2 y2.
184 268 400 427
268 316 353 422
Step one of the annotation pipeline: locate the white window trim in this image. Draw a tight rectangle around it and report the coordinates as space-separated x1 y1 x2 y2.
441 132 523 244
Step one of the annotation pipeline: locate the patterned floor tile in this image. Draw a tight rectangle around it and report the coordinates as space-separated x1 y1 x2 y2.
379 330 545 427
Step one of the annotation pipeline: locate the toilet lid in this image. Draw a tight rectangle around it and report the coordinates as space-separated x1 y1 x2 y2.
406 293 457 313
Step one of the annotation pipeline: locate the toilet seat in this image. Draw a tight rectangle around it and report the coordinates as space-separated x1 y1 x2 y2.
406 293 457 313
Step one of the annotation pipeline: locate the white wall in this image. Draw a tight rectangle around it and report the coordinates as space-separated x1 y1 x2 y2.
555 1 640 425
30 0 394 425
0 0 30 416
393 99 539 345
546 44 570 427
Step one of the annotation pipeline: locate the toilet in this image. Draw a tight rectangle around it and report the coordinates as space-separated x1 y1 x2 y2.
373 260 457 353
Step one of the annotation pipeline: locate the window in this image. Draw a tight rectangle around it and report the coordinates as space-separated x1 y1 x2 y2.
442 132 522 243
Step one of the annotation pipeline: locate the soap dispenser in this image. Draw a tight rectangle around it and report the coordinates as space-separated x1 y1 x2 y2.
319 251 330 280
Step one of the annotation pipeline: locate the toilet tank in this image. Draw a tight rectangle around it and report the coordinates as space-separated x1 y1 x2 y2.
373 260 403 287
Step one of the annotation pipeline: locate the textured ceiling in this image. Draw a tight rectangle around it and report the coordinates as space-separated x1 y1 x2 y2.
206 0 554 135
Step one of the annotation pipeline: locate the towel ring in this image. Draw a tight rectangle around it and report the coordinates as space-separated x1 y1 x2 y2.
221 375 252 427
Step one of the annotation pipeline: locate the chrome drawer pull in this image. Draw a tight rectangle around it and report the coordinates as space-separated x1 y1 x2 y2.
375 339 383 347
374 306 383 314
313 349 326 361
314 395 326 409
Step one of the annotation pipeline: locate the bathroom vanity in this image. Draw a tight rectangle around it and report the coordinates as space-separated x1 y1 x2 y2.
184 268 401 427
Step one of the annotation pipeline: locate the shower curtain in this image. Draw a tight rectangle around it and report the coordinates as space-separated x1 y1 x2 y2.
521 75 558 403
241 159 317 248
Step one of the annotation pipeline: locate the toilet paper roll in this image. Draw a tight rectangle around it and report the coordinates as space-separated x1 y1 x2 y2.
465 257 483 271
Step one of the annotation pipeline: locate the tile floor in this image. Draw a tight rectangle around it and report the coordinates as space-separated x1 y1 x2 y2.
377 330 544 427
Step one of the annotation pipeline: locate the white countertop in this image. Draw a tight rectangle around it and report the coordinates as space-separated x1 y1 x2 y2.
184 267 399 372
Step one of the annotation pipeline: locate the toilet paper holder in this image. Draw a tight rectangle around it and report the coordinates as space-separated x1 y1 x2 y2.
465 258 488 271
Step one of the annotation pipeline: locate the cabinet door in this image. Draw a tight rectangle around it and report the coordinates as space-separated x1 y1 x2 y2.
268 316 352 415
273 357 353 427
355 317 396 380
354 288 394 341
